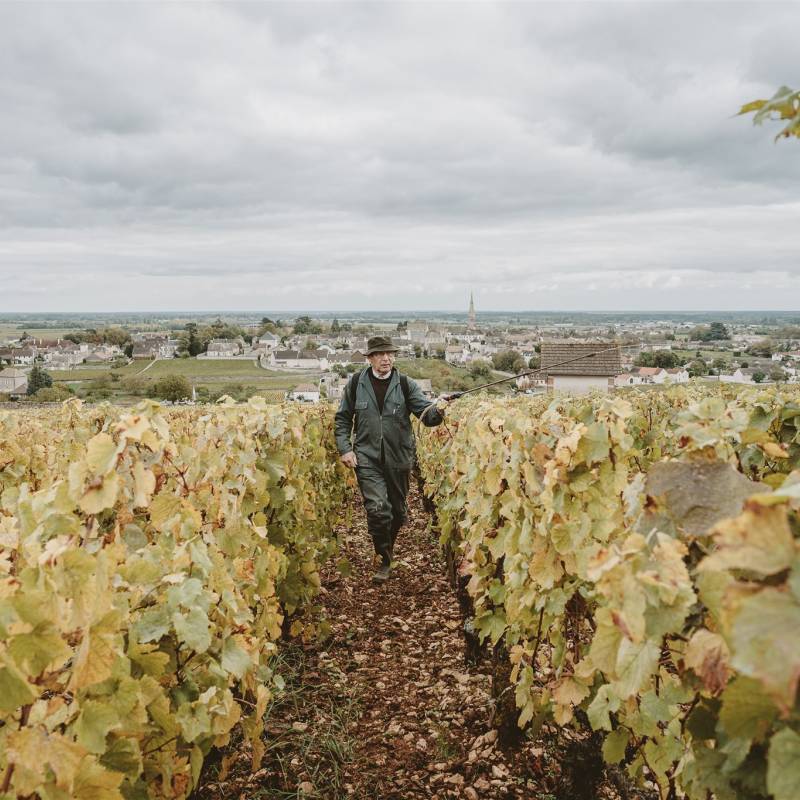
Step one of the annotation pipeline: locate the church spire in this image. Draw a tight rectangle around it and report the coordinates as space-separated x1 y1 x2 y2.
468 291 476 329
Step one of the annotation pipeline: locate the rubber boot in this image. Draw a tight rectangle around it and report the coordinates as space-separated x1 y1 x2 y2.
389 518 403 561
372 548 392 584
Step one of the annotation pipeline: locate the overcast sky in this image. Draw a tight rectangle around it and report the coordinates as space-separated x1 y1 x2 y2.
1 2 798 313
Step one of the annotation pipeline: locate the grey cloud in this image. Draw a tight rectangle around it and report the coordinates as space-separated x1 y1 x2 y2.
0 2 799 311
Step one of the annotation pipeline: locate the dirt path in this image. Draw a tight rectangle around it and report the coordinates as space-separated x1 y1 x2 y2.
134 358 158 375
196 483 591 800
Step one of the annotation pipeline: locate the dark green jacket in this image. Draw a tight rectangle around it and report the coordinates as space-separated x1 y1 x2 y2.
334 368 443 469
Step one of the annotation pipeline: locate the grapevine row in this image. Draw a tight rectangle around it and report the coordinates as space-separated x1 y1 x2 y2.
0 397 349 799
416 385 800 800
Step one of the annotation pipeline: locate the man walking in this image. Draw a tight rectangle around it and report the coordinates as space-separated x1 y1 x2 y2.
335 336 447 583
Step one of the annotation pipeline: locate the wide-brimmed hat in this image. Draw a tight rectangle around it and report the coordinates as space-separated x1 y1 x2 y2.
365 335 400 355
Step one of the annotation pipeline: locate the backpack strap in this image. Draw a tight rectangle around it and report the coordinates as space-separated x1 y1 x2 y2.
347 368 366 409
399 373 410 408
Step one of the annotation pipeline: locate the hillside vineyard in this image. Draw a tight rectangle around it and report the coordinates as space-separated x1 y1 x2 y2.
1 386 799 799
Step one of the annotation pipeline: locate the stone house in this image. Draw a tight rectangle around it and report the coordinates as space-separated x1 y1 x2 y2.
665 368 689 383
7 347 36 366
328 351 361 366
407 322 428 344
636 367 668 384
319 373 345 401
540 341 622 394
288 383 321 403
444 345 466 366
719 368 751 384
0 368 28 395
133 343 158 359
268 350 330 370
614 372 644 387
255 333 279 350
206 339 242 358
46 351 83 370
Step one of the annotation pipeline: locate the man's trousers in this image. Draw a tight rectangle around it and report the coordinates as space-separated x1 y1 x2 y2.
354 463 410 556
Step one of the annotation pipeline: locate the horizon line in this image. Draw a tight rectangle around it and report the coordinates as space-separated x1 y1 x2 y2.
3 309 800 316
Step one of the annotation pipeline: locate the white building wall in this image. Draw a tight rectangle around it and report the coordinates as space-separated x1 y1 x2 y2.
551 375 611 395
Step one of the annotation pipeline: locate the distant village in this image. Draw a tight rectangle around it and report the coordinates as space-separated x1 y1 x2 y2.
2 298 800 402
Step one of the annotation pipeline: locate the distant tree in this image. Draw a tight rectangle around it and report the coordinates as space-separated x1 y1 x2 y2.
739 360 749 368
688 323 729 342
748 338 774 358
752 371 766 384
688 360 709 378
33 385 72 402
413 345 422 359
83 385 112 401
293 315 322 335
120 375 148 396
332 363 347 377
259 318 278 335
769 367 787 383
152 374 192 402
654 351 681 369
304 339 318 351
528 355 541 370
433 346 446 360
26 366 53 395
102 327 131 347
469 361 491 378
123 342 134 358
687 326 706 341
90 374 113 390
212 383 246 402
708 322 730 340
712 357 728 374
396 320 408 331
331 318 341 333
182 322 203 357
492 350 525 372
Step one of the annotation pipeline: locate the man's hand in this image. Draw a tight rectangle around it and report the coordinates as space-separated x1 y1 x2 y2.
341 451 358 469
434 393 454 411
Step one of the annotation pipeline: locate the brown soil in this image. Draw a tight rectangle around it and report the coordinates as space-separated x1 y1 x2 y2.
195 481 627 800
